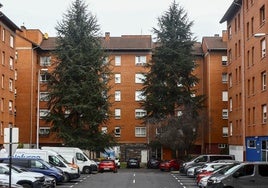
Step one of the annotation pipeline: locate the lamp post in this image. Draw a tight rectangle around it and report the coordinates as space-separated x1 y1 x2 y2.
37 68 48 149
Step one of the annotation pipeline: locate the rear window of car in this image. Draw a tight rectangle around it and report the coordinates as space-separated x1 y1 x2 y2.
210 155 233 162
259 164 268 176
10 159 29 168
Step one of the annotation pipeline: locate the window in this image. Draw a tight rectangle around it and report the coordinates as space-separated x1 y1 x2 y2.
135 73 145 83
228 26 232 39
114 127 121 137
251 46 255 65
39 109 49 119
222 91 228 101
222 73 228 83
261 38 266 58
115 91 121 101
222 56 228 66
40 92 49 101
1 51 5 65
9 35 14 48
39 127 50 137
225 125 232 138
115 108 121 119
177 110 183 117
8 100 13 113
248 140 256 148
222 127 228 137
222 109 228 119
229 73 232 88
135 127 146 137
218 144 227 148
40 72 50 82
9 57 13 70
2 28 5 42
40 56 51 66
135 56 146 66
135 109 147 118
135 91 145 101
262 104 267 124
260 5 265 25
115 56 121 66
262 71 267 90
115 73 121 83
9 79 13 91
101 127 107 134
1 75 4 88
0 98 3 112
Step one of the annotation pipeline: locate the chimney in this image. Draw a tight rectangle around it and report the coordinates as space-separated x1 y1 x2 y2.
105 32 110 40
222 30 228 42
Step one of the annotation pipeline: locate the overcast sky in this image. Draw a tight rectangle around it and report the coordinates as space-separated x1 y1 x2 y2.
1 0 233 42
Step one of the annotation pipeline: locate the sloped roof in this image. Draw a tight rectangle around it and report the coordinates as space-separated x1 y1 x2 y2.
0 12 21 32
220 0 242 23
40 35 152 51
202 37 227 51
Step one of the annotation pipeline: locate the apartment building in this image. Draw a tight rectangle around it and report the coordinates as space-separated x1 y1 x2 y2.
220 0 268 161
0 12 20 147
201 32 229 154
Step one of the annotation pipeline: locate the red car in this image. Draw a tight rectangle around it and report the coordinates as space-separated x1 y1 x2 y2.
196 170 214 184
98 159 118 173
159 159 181 171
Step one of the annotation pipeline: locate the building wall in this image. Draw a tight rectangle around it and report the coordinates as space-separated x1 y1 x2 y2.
0 19 16 145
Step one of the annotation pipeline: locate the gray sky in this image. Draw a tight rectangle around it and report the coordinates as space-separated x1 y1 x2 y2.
1 0 233 41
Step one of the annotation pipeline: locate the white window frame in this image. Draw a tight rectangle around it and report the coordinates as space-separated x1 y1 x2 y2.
9 79 13 91
222 109 228 119
115 56 121 66
222 91 228 101
135 56 146 66
135 91 145 101
40 56 51 66
101 127 107 134
135 73 145 83
39 109 49 119
222 73 228 83
229 122 233 136
218 144 227 148
135 109 147 118
115 73 121 84
222 56 228 66
40 71 49 82
261 38 266 58
9 57 14 70
229 98 233 112
262 104 267 124
247 140 256 148
135 127 146 137
262 71 267 90
10 35 14 48
39 127 50 136
40 92 49 101
115 91 121 101
8 100 13 113
2 28 5 42
115 108 121 119
222 127 228 137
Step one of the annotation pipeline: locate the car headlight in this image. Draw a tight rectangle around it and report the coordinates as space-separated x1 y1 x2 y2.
34 176 44 181
212 178 222 184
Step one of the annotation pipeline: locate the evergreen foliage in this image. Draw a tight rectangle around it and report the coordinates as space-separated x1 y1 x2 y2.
46 0 115 151
142 1 205 156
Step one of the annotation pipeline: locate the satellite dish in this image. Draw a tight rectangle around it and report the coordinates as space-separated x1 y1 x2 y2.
43 33 49 39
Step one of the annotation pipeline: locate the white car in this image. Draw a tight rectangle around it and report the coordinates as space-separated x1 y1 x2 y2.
186 166 199 177
0 163 45 188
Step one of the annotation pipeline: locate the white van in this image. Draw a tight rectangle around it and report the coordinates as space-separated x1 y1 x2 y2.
14 148 80 182
41 146 98 174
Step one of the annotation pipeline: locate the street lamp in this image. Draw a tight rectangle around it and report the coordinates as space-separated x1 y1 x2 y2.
37 68 48 149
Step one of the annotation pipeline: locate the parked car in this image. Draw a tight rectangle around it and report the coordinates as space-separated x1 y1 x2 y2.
207 162 268 188
0 182 23 188
0 163 45 188
127 158 140 168
180 154 235 174
147 158 161 169
186 165 200 177
159 159 181 171
0 158 64 184
98 159 117 173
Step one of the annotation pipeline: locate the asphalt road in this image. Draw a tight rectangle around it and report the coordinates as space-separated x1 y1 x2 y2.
56 168 198 188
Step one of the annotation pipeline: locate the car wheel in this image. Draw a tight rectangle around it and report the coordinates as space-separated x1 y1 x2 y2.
20 183 32 188
62 172 70 183
83 166 92 174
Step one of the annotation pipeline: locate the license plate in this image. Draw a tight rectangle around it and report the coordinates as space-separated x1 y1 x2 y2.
104 168 109 170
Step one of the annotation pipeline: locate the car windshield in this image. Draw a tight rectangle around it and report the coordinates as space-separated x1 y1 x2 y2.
223 164 241 175
40 159 53 168
5 165 24 173
57 154 70 164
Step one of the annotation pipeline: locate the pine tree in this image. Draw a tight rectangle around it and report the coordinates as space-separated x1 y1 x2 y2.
46 0 115 151
142 1 204 156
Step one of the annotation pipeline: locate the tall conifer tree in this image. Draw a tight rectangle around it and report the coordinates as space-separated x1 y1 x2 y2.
142 1 204 155
46 0 115 151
